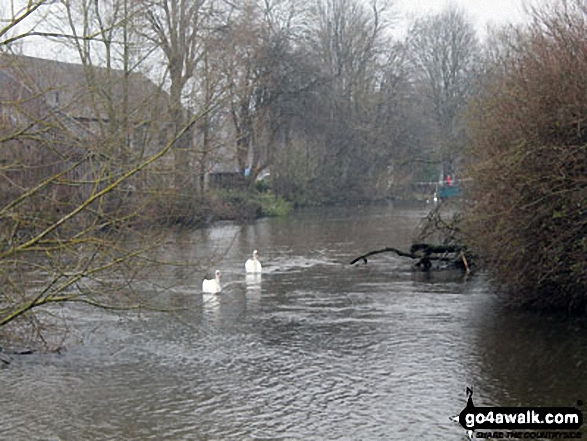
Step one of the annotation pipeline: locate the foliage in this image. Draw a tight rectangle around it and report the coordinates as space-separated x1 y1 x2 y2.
256 191 292 217
465 0 587 313
209 189 291 219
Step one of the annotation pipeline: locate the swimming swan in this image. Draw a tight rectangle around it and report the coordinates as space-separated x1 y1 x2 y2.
202 270 221 293
245 250 262 273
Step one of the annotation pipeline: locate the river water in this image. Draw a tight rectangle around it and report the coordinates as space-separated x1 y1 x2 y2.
2 203 586 440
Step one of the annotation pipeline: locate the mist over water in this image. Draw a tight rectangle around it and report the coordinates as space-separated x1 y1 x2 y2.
1 203 586 440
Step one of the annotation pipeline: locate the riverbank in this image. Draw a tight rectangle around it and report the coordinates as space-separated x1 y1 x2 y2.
148 188 292 227
146 188 436 229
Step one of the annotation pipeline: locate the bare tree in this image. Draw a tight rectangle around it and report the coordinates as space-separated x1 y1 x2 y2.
189 30 226 193
310 0 385 102
288 0 397 200
0 0 56 49
406 6 480 176
192 0 307 186
0 9 206 350
139 0 209 190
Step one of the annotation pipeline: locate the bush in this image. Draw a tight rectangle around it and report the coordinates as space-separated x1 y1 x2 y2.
147 187 291 226
256 191 292 217
148 189 212 226
466 1 587 313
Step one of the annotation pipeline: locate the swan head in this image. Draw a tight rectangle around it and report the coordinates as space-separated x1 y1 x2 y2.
215 270 221 281
253 250 259 259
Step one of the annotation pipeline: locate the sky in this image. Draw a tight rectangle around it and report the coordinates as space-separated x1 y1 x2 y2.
5 0 534 59
393 0 531 37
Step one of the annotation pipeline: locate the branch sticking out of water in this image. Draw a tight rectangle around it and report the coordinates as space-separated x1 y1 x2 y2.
350 243 469 272
349 247 417 265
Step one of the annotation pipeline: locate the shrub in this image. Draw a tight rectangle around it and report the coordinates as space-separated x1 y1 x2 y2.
465 1 587 313
256 191 292 217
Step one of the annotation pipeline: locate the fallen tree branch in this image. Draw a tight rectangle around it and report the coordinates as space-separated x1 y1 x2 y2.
350 243 471 272
409 243 464 254
349 247 417 265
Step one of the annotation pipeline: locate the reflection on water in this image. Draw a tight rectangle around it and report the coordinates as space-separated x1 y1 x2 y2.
473 308 587 408
1 202 586 440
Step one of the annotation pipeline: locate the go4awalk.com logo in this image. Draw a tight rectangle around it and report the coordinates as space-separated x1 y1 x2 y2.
450 387 583 439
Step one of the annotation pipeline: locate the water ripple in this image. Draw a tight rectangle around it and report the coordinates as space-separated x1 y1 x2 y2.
3 205 586 440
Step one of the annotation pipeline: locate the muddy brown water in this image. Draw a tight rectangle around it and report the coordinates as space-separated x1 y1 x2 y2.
1 203 586 440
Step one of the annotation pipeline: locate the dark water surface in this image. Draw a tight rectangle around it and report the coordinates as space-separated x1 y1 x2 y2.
2 203 586 440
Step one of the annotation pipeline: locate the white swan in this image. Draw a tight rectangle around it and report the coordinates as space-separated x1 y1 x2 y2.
245 250 262 273
202 270 221 293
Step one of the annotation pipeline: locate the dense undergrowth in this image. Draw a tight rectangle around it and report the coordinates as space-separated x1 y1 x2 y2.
465 2 587 313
